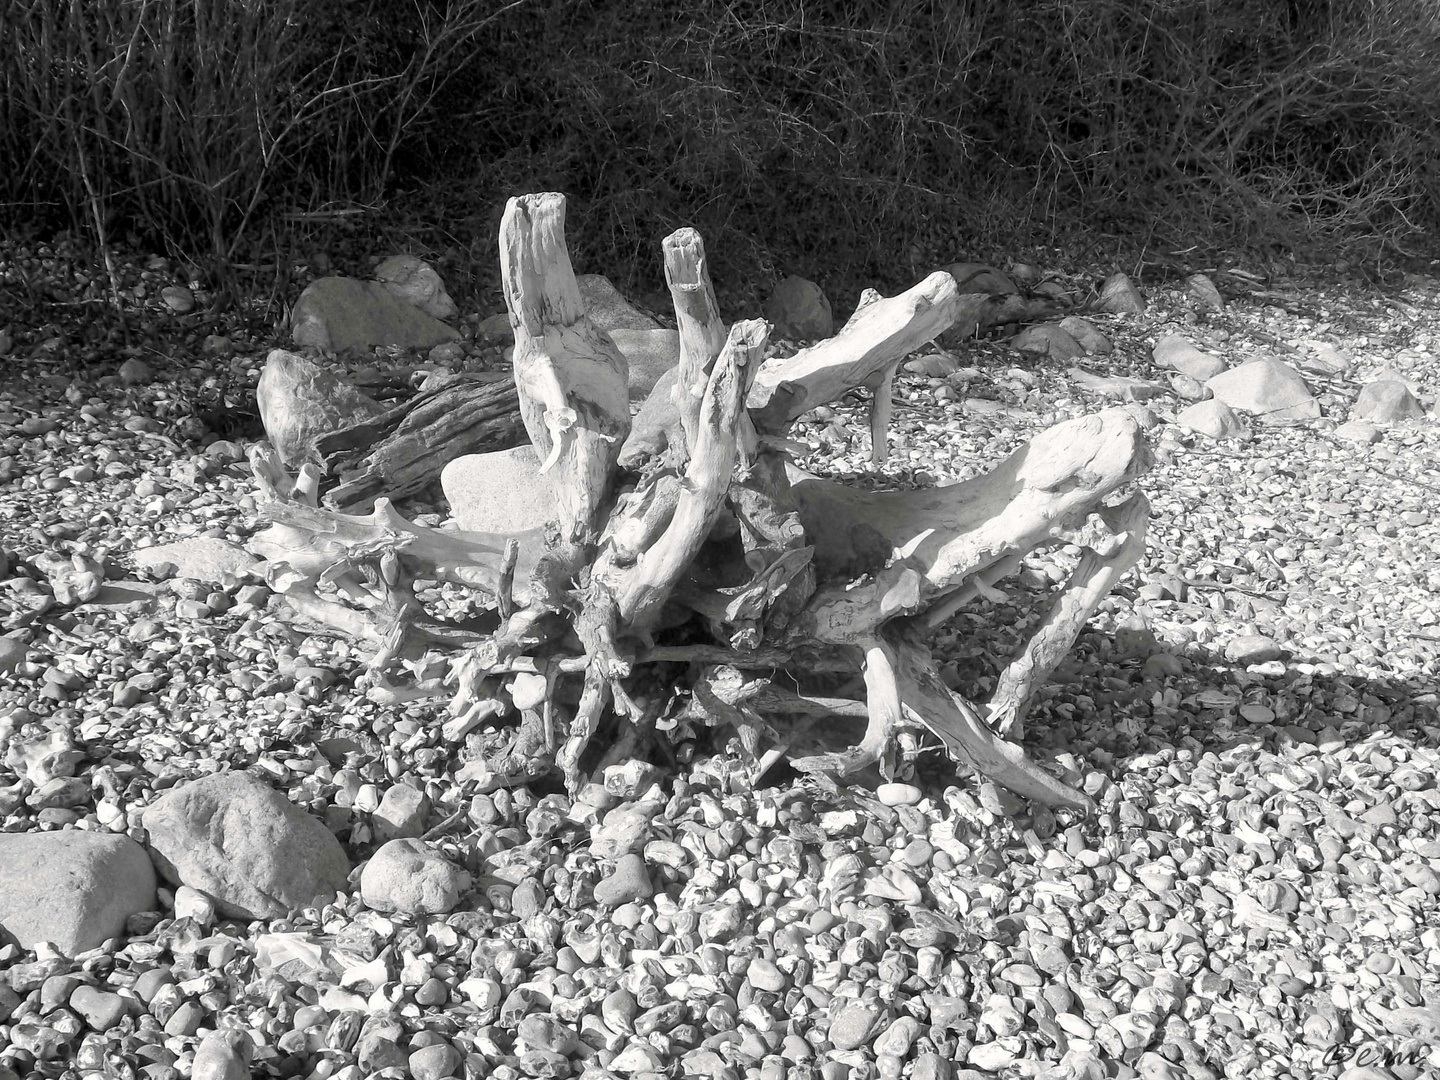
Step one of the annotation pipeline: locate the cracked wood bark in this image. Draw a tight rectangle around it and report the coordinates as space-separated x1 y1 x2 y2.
500 192 629 550
314 373 526 512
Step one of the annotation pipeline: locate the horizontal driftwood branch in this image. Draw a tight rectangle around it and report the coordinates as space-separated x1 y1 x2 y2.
314 374 526 513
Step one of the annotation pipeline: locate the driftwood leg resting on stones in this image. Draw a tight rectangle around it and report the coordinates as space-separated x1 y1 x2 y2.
987 492 1151 740
246 194 1153 814
868 364 896 466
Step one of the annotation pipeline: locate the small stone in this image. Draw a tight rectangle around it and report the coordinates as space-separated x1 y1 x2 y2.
1186 273 1224 310
748 957 787 992
1334 419 1382 444
69 985 128 1032
414 977 449 1006
164 999 204 1036
172 885 216 926
1354 379 1425 423
409 1042 462 1080
373 784 430 841
828 1001 880 1050
594 853 653 906
160 286 195 313
517 1014 581 1055
876 782 922 807
119 357 154 385
360 838 471 915
1098 272 1145 314
1152 335 1226 381
1224 634 1283 665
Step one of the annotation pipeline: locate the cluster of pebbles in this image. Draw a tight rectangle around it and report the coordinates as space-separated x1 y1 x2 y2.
1 244 1439 1080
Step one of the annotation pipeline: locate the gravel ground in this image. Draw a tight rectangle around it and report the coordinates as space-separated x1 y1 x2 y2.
2 241 1440 1080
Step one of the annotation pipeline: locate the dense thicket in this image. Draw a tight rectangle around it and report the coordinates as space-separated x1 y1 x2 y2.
3 0 1436 305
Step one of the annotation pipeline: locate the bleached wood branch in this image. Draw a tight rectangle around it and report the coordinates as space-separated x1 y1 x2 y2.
500 192 630 548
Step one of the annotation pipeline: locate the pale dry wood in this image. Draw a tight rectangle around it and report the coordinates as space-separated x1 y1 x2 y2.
663 228 728 455
987 492 1150 738
868 364 895 466
500 193 630 547
609 320 768 633
790 408 1152 643
891 632 1094 814
846 287 897 466
791 635 903 778
746 271 962 431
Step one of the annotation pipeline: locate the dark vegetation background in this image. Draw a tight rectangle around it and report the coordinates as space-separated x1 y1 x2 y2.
3 0 1438 315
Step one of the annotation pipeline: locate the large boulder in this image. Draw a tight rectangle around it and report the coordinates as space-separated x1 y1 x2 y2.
942 263 1018 294
612 328 681 401
577 275 661 331
1152 335 1226 381
256 349 387 468
1206 357 1320 423
764 276 833 340
1354 378 1425 423
502 329 680 403
289 278 460 353
142 771 350 921
618 367 683 467
441 445 558 534
374 255 458 321
0 832 156 955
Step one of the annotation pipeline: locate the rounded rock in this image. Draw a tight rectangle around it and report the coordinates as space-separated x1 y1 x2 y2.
360 838 471 915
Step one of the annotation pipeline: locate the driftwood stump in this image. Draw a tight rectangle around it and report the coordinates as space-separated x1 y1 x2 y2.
247 193 1151 815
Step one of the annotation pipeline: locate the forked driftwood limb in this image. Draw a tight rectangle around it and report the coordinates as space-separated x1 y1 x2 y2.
246 193 1154 814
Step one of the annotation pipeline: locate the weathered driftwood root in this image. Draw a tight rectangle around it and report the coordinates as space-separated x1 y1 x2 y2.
246 194 1154 814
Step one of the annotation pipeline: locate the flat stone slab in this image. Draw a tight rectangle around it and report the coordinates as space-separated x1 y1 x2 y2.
290 277 460 353
441 445 558 534
131 539 263 583
1206 357 1320 424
